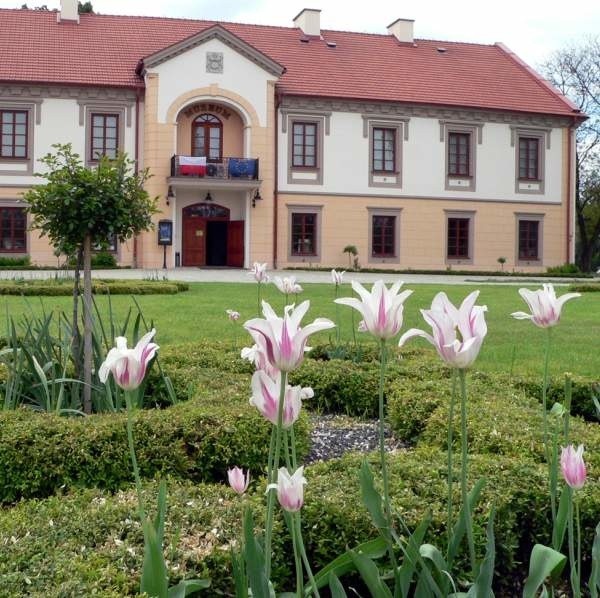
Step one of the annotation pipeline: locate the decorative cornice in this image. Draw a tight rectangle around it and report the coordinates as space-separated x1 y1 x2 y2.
279 95 573 129
509 125 552 149
0 84 137 103
0 96 43 125
361 114 410 140
143 24 285 78
281 109 331 134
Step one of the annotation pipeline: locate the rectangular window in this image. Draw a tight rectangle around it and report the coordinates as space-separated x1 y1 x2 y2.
0 208 26 252
91 113 119 160
447 217 470 259
372 215 396 257
518 137 539 180
291 212 317 256
448 132 470 176
372 128 396 172
518 220 539 260
292 122 317 168
0 110 28 159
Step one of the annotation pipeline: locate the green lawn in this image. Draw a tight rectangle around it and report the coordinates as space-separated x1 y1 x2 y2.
2 281 597 377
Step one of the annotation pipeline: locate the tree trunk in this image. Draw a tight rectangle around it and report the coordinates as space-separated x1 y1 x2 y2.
71 246 83 386
82 234 93 415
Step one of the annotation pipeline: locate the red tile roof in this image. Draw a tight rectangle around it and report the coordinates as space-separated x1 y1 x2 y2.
0 8 580 118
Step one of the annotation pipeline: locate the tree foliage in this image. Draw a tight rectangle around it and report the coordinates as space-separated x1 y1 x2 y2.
25 144 156 254
542 37 600 271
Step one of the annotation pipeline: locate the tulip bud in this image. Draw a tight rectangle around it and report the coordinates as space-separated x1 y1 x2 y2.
560 444 586 490
227 466 250 495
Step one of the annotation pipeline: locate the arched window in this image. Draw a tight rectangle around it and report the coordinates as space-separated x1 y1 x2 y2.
192 114 222 162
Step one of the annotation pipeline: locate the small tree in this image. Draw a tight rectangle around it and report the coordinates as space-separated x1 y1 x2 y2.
343 244 358 269
25 144 157 413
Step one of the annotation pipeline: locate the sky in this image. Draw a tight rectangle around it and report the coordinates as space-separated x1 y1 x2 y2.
1 0 599 69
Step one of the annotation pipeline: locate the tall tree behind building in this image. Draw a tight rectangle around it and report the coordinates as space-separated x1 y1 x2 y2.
542 37 600 271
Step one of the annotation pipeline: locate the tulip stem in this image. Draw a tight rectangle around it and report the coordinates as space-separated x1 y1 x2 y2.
542 328 556 526
290 425 298 470
283 429 293 471
568 488 581 597
378 339 400 588
125 391 145 521
576 497 581 597
459 369 476 576
334 284 341 345
264 370 287 581
295 513 320 598
267 426 276 484
446 369 458 563
290 512 303 597
257 282 262 318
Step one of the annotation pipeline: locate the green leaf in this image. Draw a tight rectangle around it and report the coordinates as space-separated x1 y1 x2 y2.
359 460 389 538
447 478 486 567
419 544 448 576
349 549 393 598
589 523 600 598
522 544 567 598
328 573 348 598
467 507 495 598
307 537 386 594
398 514 431 597
167 579 210 598
140 517 169 598
231 549 248 598
242 508 270 598
552 488 569 552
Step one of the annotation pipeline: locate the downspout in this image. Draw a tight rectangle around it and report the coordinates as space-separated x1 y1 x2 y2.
566 117 575 264
273 90 281 270
133 87 141 268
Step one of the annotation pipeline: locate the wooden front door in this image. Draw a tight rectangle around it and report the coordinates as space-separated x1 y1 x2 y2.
227 220 244 267
182 216 205 266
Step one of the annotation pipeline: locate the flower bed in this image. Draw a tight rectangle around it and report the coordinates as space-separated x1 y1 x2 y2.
0 280 189 296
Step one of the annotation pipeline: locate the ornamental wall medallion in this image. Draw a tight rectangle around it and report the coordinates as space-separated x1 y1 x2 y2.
206 52 224 73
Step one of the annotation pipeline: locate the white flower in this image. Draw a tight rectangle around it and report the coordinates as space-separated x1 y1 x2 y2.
273 276 303 295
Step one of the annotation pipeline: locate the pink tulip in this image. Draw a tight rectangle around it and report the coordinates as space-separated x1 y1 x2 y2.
250 370 312 428
511 283 580 328
226 309 241 322
331 269 345 286
249 262 269 283
227 466 250 495
399 291 487 369
268 466 307 512
560 444 587 490
335 280 412 340
273 276 303 295
244 301 334 372
99 329 159 391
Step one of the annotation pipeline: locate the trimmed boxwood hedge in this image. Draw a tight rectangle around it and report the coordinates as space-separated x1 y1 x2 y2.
0 448 598 597
0 385 310 504
0 280 189 296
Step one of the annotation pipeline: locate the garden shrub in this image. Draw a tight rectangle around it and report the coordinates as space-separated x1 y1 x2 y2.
0 392 310 503
568 283 600 293
0 255 31 267
0 280 189 296
513 373 600 422
1 448 598 596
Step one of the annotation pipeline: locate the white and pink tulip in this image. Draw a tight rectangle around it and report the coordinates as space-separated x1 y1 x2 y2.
268 466 307 512
99 329 159 391
511 283 580 328
399 291 487 369
227 466 250 495
335 280 412 340
561 444 587 490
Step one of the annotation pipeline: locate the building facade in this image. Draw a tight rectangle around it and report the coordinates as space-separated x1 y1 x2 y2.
0 3 585 271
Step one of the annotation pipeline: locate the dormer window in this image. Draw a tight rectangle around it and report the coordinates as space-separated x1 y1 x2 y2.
192 114 222 162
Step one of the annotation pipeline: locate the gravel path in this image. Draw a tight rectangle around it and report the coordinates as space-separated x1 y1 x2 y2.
305 414 407 463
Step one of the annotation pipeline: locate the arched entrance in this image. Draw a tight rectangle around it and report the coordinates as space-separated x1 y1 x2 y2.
182 202 244 267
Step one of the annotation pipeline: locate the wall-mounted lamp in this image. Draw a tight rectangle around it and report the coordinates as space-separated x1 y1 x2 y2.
252 188 262 208
166 185 175 206
205 191 213 202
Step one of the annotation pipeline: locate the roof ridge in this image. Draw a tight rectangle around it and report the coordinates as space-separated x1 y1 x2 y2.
494 42 582 116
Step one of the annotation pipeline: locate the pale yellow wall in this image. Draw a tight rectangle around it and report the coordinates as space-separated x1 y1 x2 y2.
277 193 567 273
175 106 244 158
139 78 276 269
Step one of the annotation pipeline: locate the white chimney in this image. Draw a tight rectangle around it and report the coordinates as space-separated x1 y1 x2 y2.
58 0 79 23
387 18 414 43
293 8 321 37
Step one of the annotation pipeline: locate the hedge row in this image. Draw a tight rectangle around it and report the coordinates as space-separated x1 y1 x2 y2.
0 383 310 503
388 369 600 474
0 280 189 296
1 448 598 596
